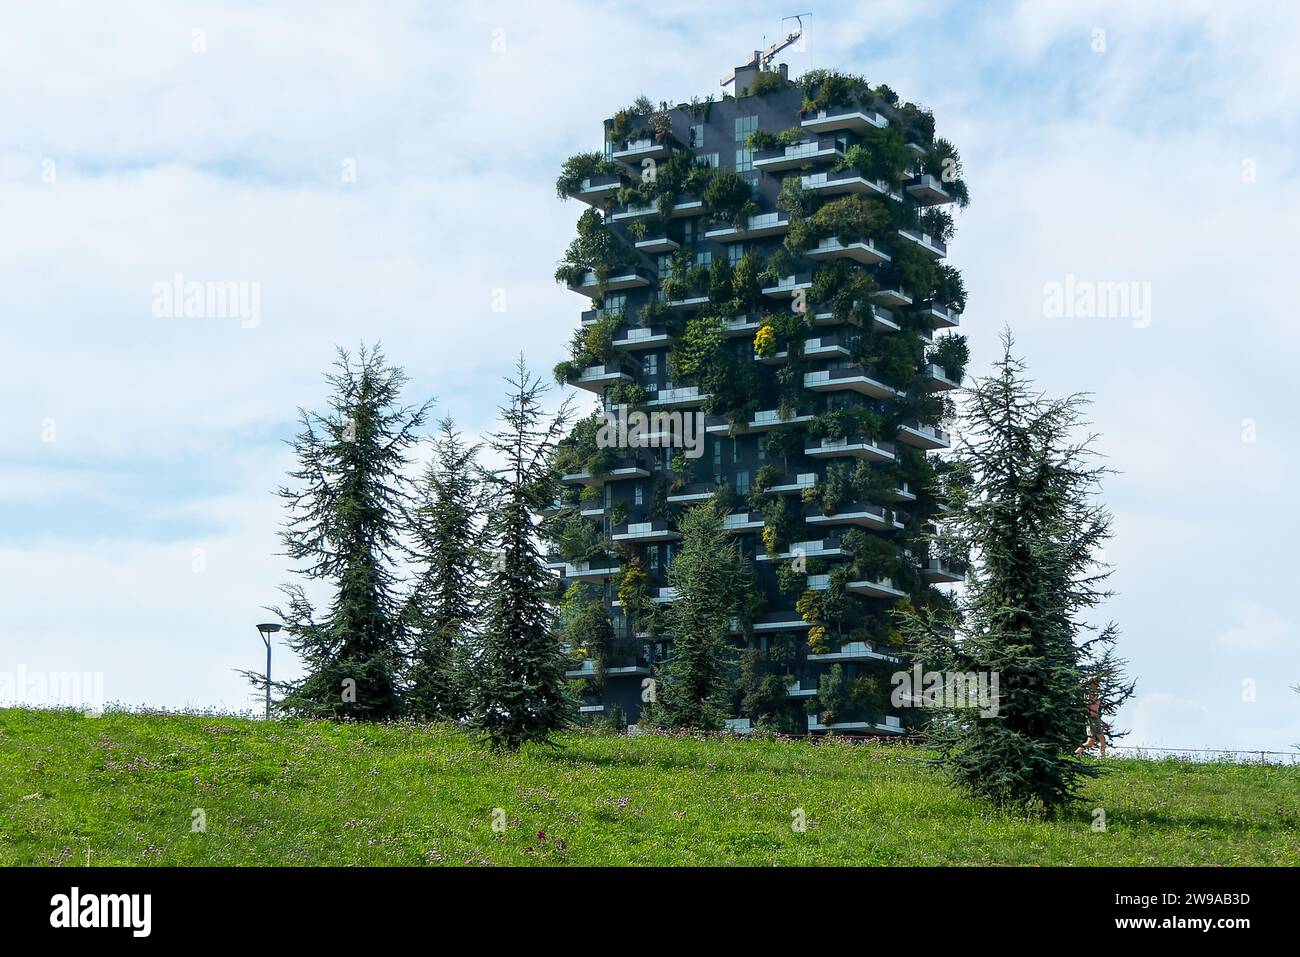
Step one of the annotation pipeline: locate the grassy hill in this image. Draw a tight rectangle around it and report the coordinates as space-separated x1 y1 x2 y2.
1 708 1295 866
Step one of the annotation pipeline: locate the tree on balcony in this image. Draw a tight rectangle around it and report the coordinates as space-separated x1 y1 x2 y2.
895 333 1134 813
467 358 577 751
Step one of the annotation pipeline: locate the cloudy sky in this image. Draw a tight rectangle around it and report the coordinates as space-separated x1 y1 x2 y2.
2 0 1297 753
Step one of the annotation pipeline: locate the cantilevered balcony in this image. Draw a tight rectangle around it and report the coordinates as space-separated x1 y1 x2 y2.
730 612 813 633
566 362 635 395
579 503 608 519
613 585 678 607
706 409 815 434
847 578 909 600
883 482 917 503
537 497 569 518
609 202 658 223
805 503 904 530
800 170 903 202
663 292 710 310
612 325 671 351
811 302 898 331
906 174 954 205
897 420 951 450
807 235 891 265
766 472 818 495
921 363 960 391
786 680 818 699
808 639 901 663
875 288 914 308
756 537 846 562
665 194 705 218
545 557 622 582
570 173 622 205
921 557 964 584
896 228 947 259
804 365 904 399
753 137 845 172
612 137 674 164
565 658 652 678
721 315 762 337
646 385 709 409
566 267 652 296
800 107 889 134
721 511 765 534
800 334 852 360
916 301 961 329
634 234 679 254
559 454 652 486
807 714 904 734
704 211 790 241
804 435 897 462
667 482 720 504
761 273 813 299
612 519 681 544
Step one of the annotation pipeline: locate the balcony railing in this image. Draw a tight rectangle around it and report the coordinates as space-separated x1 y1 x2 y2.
611 326 671 351
755 537 846 562
916 301 961 329
803 434 897 462
566 362 635 395
800 108 889 134
704 211 790 241
754 137 846 171
807 639 901 662
800 170 903 201
896 420 951 450
906 173 954 205
761 273 813 299
571 173 622 205
646 385 708 408
807 235 891 265
896 228 947 259
612 520 681 544
805 503 903 530
565 266 652 295
803 365 904 399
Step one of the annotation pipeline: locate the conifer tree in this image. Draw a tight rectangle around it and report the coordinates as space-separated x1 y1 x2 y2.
466 357 576 750
263 345 432 720
646 501 753 730
405 418 484 720
898 332 1133 812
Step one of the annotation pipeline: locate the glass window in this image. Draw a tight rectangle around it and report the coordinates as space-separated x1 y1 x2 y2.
728 244 745 266
634 483 644 506
735 147 754 173
689 124 704 148
698 152 720 168
605 293 626 316
734 115 757 142
758 436 767 462
696 250 712 267
735 470 751 494
643 353 657 378
658 254 672 278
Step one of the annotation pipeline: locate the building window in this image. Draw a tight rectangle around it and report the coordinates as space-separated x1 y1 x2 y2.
735 115 757 142
605 293 626 316
648 547 659 572
713 441 722 470
683 220 695 245
689 124 704 148
698 152 720 168
658 254 672 278
758 436 767 462
634 483 644 506
643 353 658 378
735 470 751 494
728 244 746 266
731 437 739 464
696 250 712 267
735 147 754 173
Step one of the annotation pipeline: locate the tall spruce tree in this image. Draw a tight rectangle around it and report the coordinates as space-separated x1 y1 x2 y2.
646 500 753 730
405 418 484 720
898 332 1133 812
466 357 576 750
263 345 431 720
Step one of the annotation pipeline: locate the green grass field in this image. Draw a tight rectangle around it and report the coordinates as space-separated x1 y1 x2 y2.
1 708 1295 866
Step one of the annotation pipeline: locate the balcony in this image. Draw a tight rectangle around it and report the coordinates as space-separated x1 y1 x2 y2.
921 363 960 391
807 714 904 734
706 409 815 434
883 482 917 503
761 273 813 299
808 639 901 663
635 234 679 254
804 435 897 462
667 482 720 504
580 307 625 327
565 659 652 678
801 170 903 202
756 537 846 562
906 174 954 205
766 472 818 495
896 228 947 259
800 108 889 134
612 326 671 351
916 301 961 329
665 194 705 218
663 292 710 310
571 173 622 205
612 519 681 544
721 315 762 338
559 455 652 486
805 503 904 530
786 680 818 699
566 267 652 296
646 385 708 409
897 421 951 450
566 362 634 395
610 203 658 223
921 557 964 584
722 511 765 533
704 211 790 241
537 498 569 518
847 578 908 600
613 585 678 607
545 558 622 582
612 137 674 164
807 235 891 265
753 137 844 172
875 288 913 308
731 612 813 633
804 365 904 399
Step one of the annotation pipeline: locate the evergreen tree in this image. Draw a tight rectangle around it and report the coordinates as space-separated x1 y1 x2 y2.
466 357 576 750
898 332 1133 812
405 418 485 720
263 345 432 720
647 501 753 730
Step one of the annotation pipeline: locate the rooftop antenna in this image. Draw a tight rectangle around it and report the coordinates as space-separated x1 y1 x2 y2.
721 13 811 89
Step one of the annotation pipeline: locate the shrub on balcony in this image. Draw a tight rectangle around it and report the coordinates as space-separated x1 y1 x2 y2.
552 413 618 477
547 511 605 564
836 127 913 188
797 69 871 113
761 426 806 469
776 559 807 595
927 333 969 381
708 257 734 307
752 323 777 358
810 259 879 320
918 207 955 244
806 195 891 248
806 625 831 656
555 152 622 200
842 528 903 582
729 250 764 314
555 208 635 288
808 405 883 441
702 170 758 227
816 666 885 726
923 137 970 208
559 584 614 686
743 68 790 97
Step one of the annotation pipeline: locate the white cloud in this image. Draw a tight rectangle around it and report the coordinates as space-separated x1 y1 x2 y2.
1217 604 1294 651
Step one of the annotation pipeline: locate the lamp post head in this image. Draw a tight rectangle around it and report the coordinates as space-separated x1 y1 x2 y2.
256 623 282 639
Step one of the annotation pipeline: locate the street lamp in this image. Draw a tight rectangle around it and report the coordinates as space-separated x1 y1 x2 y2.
255 623 282 720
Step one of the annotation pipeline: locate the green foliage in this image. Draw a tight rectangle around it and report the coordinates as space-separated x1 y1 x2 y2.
702 170 757 227
554 208 634 287
927 333 969 381
836 127 914 187
555 152 621 199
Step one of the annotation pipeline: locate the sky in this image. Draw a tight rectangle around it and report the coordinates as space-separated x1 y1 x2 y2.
1 0 1297 753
